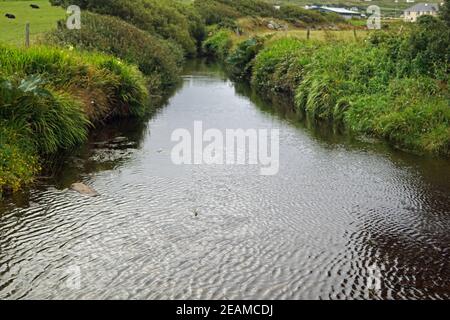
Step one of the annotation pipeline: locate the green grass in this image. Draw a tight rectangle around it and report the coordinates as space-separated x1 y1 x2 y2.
44 11 184 89
229 33 449 156
0 0 65 45
0 45 150 195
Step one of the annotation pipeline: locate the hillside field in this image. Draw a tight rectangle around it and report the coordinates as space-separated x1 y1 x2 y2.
0 0 64 45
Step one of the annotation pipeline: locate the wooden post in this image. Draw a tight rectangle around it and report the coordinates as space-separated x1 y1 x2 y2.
353 27 357 40
307 27 310 40
25 23 30 47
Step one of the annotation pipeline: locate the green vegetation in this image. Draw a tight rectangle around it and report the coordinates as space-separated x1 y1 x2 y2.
203 29 233 60
0 45 149 195
50 0 205 57
0 0 65 45
221 8 450 155
44 11 183 89
194 0 345 27
1 0 449 195
1 0 205 194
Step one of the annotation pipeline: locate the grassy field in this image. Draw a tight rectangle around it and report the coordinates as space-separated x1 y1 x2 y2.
272 0 443 17
226 17 369 47
0 0 64 45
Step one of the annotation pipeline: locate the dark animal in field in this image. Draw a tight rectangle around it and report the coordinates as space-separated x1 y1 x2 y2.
5 14 16 19
30 4 40 9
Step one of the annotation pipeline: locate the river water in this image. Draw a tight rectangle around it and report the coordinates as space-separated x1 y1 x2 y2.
1 60 449 300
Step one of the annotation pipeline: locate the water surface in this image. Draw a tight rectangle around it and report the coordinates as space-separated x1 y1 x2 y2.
1 60 449 299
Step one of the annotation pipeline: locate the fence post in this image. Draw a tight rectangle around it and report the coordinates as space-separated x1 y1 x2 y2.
353 27 357 40
307 27 310 40
25 23 30 47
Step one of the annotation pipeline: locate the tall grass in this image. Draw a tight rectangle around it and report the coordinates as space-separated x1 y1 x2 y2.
228 33 450 156
0 45 149 194
44 11 183 89
202 29 233 60
0 45 149 122
50 0 204 57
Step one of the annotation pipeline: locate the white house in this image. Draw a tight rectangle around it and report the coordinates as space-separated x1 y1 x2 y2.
403 3 440 22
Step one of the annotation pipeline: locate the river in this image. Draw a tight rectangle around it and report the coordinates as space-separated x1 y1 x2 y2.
1 60 449 299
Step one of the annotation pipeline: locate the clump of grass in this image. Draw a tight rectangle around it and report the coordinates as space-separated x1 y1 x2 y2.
0 75 89 154
202 29 233 60
252 38 315 95
0 45 150 193
0 45 149 123
0 122 39 195
226 36 266 80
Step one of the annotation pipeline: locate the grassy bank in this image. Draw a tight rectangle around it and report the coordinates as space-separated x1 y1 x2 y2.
44 11 184 90
0 45 149 196
206 13 450 156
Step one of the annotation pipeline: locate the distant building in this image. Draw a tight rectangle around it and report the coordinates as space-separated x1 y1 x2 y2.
403 3 440 22
309 6 363 19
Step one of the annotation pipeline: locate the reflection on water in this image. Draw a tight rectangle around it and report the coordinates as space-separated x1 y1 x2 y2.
0 60 449 300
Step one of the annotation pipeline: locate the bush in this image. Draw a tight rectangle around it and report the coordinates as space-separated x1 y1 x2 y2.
345 78 450 154
276 5 341 25
52 0 203 57
0 75 89 154
367 17 450 81
202 30 233 60
194 0 241 25
45 12 183 88
194 0 345 26
252 38 314 94
227 36 266 80
0 122 39 195
441 0 450 27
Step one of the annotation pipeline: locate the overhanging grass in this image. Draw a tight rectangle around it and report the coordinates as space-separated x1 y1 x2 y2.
0 45 150 194
233 36 450 156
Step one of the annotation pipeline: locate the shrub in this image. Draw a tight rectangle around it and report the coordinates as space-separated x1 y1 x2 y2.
276 5 340 25
441 0 450 27
367 17 450 81
0 122 39 195
194 0 241 25
252 38 314 94
227 36 266 80
202 30 233 60
52 0 203 57
0 75 89 154
45 12 183 88
345 77 450 154
194 0 345 26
